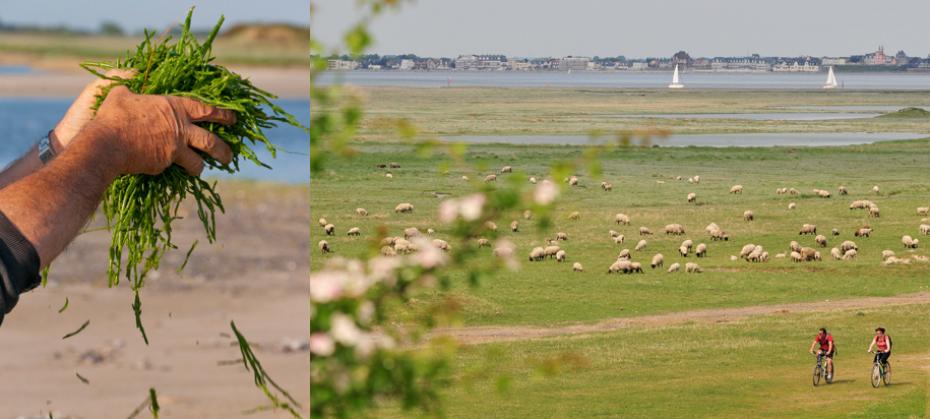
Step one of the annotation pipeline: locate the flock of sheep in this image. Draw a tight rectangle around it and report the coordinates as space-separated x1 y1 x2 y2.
316 164 930 275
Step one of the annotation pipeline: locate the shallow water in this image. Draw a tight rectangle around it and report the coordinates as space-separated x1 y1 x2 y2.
609 112 881 121
0 98 308 183
442 132 926 147
0 65 35 75
320 70 930 90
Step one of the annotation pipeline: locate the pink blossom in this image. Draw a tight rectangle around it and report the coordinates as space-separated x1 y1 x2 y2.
309 332 335 356
534 181 559 205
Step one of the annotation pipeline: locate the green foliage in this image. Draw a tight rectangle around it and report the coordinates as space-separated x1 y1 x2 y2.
877 107 930 119
80 8 303 343
231 321 302 417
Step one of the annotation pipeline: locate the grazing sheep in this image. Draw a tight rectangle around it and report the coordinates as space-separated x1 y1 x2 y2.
318 240 332 254
500 166 512 174
568 176 579 186
918 207 930 216
790 251 802 262
681 239 694 250
385 173 394 179
832 228 840 236
849 200 875 210
788 188 800 195
842 249 857 260
477 238 492 248
347 227 361 236
613 235 626 244
800 247 818 261
356 208 368 216
380 236 399 246
318 217 328 227
608 260 631 274
395 202 415 213
743 210 754 221
830 247 843 260
462 175 470 181
651 253 664 269
776 187 787 195
678 245 690 258
838 186 848 195
705 223 720 234
617 249 632 260
868 205 880 218
799 224 817 235
615 213 631 225
544 246 561 259
664 224 686 235
872 185 880 194
789 241 801 253
747 246 765 262
739 244 757 259
555 250 567 262
389 162 401 169
882 250 896 261
486 221 498 231
815 235 827 247
511 221 519 232
569 211 581 220
380 246 396 257
730 185 743 194
639 226 653 236
635 239 648 251
573 262 584 272
902 235 919 249
529 247 546 261
433 239 451 252
404 227 421 239
485 174 497 182
556 232 569 241
855 227 872 238
427 228 436 235
920 224 930 235
687 192 697 203
324 224 336 236
695 243 708 257
609 230 621 238
711 229 730 241
816 189 831 198
788 202 797 210
529 177 537 184
839 240 858 253
394 238 415 254
600 181 613 191
667 262 681 273
685 262 702 273
523 210 533 220
630 262 644 273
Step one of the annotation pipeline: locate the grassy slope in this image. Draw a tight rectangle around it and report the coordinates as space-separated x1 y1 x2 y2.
311 140 930 326
353 87 930 138
377 305 930 418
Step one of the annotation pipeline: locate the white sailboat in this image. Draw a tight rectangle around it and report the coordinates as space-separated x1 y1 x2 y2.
823 66 838 89
668 64 684 89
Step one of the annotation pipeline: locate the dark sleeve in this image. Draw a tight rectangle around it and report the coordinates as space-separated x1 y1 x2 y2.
0 210 41 326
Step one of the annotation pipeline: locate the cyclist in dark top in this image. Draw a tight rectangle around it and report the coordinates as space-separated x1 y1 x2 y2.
867 327 892 367
809 327 836 380
0 70 235 325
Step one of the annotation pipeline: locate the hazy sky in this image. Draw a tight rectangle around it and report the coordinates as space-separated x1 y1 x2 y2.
0 0 307 31
313 0 930 58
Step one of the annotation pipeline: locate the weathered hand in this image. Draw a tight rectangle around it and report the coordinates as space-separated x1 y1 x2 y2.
82 85 235 177
52 69 136 149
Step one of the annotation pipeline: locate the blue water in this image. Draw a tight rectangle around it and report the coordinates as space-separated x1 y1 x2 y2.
0 98 308 183
0 65 35 75
320 70 930 90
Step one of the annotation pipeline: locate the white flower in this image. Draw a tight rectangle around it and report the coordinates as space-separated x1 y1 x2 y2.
438 199 458 223
309 271 344 303
534 181 559 205
309 332 335 356
330 313 363 346
412 237 446 269
459 194 485 221
369 256 400 286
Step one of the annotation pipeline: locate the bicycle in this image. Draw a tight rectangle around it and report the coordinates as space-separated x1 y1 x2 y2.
870 351 892 388
812 352 834 386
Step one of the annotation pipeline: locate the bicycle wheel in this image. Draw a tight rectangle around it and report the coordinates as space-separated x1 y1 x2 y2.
813 365 822 386
871 363 881 388
882 362 891 385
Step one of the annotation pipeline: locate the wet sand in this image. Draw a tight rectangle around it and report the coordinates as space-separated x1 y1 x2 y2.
0 181 309 418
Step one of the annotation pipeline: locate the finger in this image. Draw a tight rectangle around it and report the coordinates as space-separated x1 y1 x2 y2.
174 147 206 177
170 96 236 125
103 68 137 80
185 125 232 165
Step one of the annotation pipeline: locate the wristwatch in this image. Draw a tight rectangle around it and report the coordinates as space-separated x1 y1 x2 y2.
38 130 56 164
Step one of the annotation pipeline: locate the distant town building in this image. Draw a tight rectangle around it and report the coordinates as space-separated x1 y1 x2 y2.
399 59 416 71
507 59 533 71
327 59 359 71
864 46 890 65
559 56 591 71
772 60 820 72
821 57 847 66
630 62 649 71
454 54 506 70
710 58 770 72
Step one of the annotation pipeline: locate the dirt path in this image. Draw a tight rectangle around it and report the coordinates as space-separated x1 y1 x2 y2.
436 292 930 345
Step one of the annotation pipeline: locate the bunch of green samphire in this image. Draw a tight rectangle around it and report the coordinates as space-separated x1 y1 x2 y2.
79 9 303 344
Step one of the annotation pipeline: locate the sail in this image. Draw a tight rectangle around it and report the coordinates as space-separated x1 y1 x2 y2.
823 67 838 89
669 64 684 88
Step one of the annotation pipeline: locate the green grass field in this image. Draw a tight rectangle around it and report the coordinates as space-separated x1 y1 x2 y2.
310 88 930 417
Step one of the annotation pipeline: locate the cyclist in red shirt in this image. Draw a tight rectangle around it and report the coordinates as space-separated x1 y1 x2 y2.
809 327 835 380
867 327 892 368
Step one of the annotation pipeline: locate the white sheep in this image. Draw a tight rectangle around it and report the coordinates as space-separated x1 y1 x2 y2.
318 217 328 227
881 250 895 261
743 210 754 221
687 192 697 203
544 246 561 259
872 185 880 194
485 221 498 231
404 227 421 239
667 262 681 273
685 262 702 273
569 211 581 220
427 228 436 235
485 174 497 182
433 239 451 252
324 223 336 236
609 230 620 238
921 224 930 235
739 244 757 259
695 243 707 258
651 253 664 269
815 235 827 247
356 208 368 216
394 202 414 213
840 240 858 253
476 238 491 248
730 185 743 194
664 224 686 235
380 246 396 257
556 232 569 241
854 227 872 237
639 226 653 236
529 247 546 261
568 176 579 186
868 205 880 218
635 239 648 251
573 262 584 272
838 186 848 195
529 177 537 184
501 166 513 174
830 247 843 260
902 235 920 249
789 241 801 253
842 249 857 260
705 223 720 234
347 227 361 236
510 221 519 232
613 235 626 245
600 181 613 191
630 262 644 273
790 251 802 262
788 202 797 210
678 245 690 258
615 213 631 225
617 249 631 260
523 210 533 220
918 207 930 216
555 250 567 262
799 224 817 235
462 175 470 181
318 240 332 254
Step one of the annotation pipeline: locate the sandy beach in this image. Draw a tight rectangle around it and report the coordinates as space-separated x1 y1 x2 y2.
0 181 309 418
